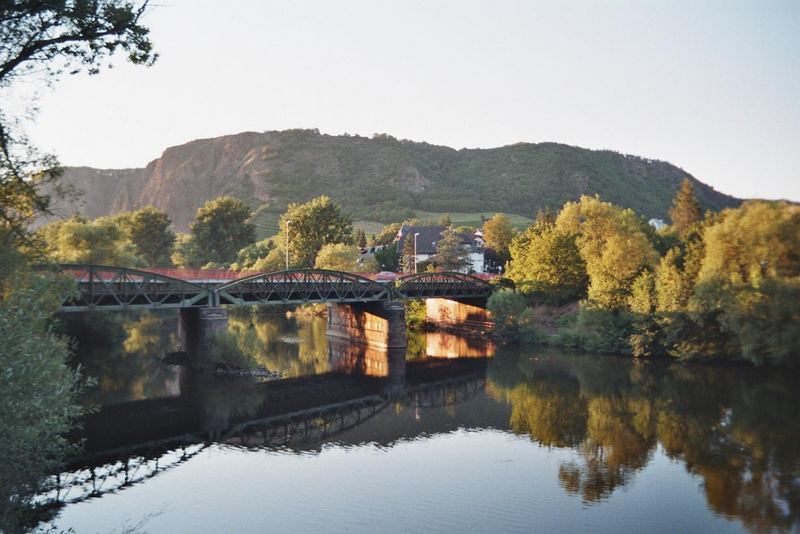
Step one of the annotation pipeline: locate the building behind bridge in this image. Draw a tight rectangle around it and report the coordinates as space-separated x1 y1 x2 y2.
395 225 485 274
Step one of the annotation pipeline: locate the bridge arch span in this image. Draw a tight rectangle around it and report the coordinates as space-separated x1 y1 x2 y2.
394 272 493 300
39 264 212 311
216 269 391 306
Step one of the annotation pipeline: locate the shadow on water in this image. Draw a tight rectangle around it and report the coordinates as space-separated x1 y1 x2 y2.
22 310 800 532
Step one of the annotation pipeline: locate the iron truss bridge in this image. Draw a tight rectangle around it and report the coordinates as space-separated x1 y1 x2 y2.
37 265 495 312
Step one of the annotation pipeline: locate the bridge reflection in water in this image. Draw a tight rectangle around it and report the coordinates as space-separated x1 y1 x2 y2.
39 331 491 508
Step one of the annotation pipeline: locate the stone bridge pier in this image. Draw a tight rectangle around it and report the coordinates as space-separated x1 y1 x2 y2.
424 297 493 334
179 307 229 363
326 301 407 350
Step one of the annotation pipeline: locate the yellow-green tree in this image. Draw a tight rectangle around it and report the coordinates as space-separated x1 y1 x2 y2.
698 201 799 285
506 222 587 301
233 238 276 270
556 196 657 310
38 216 143 266
483 213 515 264
314 243 376 272
279 196 353 268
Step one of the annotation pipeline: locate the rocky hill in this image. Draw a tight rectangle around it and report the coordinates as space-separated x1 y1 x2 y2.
47 129 741 232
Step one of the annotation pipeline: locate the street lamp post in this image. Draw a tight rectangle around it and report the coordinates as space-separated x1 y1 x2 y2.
285 219 291 270
413 232 420 274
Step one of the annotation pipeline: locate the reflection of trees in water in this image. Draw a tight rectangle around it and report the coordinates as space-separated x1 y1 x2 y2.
487 349 800 530
226 310 330 377
60 312 180 405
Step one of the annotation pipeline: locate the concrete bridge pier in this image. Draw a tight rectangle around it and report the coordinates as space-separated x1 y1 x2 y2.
424 297 493 334
327 301 407 350
179 307 229 364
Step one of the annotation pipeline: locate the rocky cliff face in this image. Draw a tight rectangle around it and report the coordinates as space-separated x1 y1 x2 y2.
47 129 741 232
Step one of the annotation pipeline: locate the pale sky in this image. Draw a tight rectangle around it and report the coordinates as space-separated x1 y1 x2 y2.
11 0 800 201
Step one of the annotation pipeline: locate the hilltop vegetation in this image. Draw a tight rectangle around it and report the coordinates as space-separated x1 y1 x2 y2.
49 129 739 233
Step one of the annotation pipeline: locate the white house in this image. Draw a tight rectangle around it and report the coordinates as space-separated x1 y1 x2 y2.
395 225 485 274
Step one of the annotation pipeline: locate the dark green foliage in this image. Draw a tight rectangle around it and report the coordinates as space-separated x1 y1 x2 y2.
433 226 471 272
0 271 83 532
123 206 175 266
555 306 635 355
487 290 542 344
355 228 367 248
374 245 399 271
190 196 256 267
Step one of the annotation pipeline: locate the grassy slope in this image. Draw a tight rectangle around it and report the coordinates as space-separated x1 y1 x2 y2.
262 132 739 224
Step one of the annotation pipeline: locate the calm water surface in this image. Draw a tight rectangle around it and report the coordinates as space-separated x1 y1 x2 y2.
42 310 800 533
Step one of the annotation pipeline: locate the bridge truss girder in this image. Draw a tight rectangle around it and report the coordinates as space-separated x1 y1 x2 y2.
216 269 391 306
40 264 211 312
394 272 493 300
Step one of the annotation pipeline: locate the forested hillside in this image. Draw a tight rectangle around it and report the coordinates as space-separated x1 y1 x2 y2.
48 129 740 232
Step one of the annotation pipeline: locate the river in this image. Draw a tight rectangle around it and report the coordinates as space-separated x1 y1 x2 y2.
37 309 800 533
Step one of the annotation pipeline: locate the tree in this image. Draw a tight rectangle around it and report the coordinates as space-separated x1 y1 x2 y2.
669 179 702 236
0 4 156 527
37 215 143 266
371 222 401 246
251 245 285 272
401 234 416 273
315 243 375 272
374 245 399 271
1 1 156 245
483 213 515 266
279 196 353 268
233 238 276 270
506 222 587 301
355 228 367 248
123 206 175 266
698 201 800 285
171 233 197 269
487 289 541 343
0 273 83 532
556 196 658 310
434 226 471 272
190 197 256 267
438 213 452 226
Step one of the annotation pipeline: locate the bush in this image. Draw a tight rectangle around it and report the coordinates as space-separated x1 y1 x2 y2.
488 289 543 344
554 305 635 355
0 273 83 531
